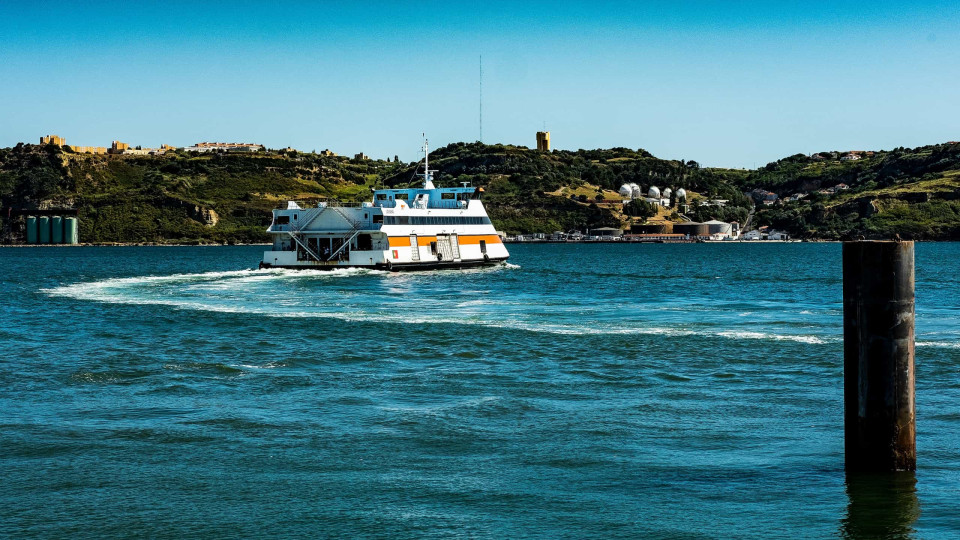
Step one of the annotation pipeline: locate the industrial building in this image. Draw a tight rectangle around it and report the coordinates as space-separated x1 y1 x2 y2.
631 223 674 234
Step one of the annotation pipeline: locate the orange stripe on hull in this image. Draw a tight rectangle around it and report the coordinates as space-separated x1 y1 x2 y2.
456 234 502 245
388 234 501 247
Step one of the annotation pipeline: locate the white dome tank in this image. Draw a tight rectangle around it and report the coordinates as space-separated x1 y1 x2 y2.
630 183 642 198
619 184 633 197
648 186 661 198
676 188 687 199
663 188 673 199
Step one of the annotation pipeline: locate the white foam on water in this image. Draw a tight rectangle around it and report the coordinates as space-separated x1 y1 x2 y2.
717 330 829 345
45 268 840 346
917 341 960 349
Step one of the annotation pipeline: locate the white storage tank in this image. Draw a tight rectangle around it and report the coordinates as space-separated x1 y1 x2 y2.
648 186 661 198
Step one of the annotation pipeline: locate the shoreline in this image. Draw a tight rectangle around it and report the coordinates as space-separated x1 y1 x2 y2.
0 242 272 248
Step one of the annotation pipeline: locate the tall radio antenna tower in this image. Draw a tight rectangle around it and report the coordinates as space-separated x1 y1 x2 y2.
479 55 483 143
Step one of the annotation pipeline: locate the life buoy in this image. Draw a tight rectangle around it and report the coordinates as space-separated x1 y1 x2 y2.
437 253 444 261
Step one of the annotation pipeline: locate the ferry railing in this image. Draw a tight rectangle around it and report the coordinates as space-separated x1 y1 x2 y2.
275 199 367 210
429 200 468 209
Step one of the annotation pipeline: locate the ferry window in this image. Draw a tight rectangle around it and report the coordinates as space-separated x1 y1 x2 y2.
294 214 298 220
430 241 437 254
377 194 387 201
357 234 372 251
395 193 408 200
275 215 290 224
398 216 409 225
374 215 384 224
441 192 455 199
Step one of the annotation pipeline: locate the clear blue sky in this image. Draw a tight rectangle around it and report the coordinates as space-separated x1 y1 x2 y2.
1 1 957 168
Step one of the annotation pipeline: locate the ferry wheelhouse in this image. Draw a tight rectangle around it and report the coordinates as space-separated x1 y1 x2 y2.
260 141 510 270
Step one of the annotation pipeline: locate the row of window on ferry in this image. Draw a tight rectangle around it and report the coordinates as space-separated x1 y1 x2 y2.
383 216 491 225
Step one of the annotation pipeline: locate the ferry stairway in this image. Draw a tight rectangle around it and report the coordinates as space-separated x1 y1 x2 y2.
284 204 366 262
285 207 326 262
326 206 365 260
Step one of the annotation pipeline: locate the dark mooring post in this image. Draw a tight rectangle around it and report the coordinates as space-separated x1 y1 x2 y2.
843 240 916 472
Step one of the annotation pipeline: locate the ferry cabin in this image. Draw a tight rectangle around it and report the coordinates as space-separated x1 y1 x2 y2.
261 184 510 270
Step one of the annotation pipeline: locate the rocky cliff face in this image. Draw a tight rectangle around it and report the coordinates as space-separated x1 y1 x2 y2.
189 206 219 227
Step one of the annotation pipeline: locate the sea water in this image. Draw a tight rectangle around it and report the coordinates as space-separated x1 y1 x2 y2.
1 243 958 538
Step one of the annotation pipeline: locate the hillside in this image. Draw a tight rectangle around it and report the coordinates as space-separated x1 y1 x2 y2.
2 141 959 243
739 143 960 239
0 144 402 244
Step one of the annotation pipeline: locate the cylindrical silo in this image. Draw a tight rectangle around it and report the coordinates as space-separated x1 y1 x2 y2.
64 217 79 244
26 216 38 244
51 216 63 244
673 222 709 237
38 216 51 244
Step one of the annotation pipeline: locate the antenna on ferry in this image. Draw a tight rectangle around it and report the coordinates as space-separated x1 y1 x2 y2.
421 135 435 190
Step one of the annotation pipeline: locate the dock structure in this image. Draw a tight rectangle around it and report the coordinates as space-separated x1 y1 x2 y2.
843 240 916 472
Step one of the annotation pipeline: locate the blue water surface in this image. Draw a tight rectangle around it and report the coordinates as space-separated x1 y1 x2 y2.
1 243 958 538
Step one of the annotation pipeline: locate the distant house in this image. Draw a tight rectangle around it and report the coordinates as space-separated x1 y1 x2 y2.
841 153 861 161
748 188 778 205
703 199 729 207
743 230 763 240
767 230 790 240
185 142 263 153
811 153 826 160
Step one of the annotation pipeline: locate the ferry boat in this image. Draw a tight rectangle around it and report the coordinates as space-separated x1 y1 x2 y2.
260 140 510 271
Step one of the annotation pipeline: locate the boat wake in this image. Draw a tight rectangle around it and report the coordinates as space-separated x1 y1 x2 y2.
40 266 849 346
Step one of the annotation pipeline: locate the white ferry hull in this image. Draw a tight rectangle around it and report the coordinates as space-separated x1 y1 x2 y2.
259 256 509 272
260 232 510 271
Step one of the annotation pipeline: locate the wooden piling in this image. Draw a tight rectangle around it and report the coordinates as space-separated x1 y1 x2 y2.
843 240 916 472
